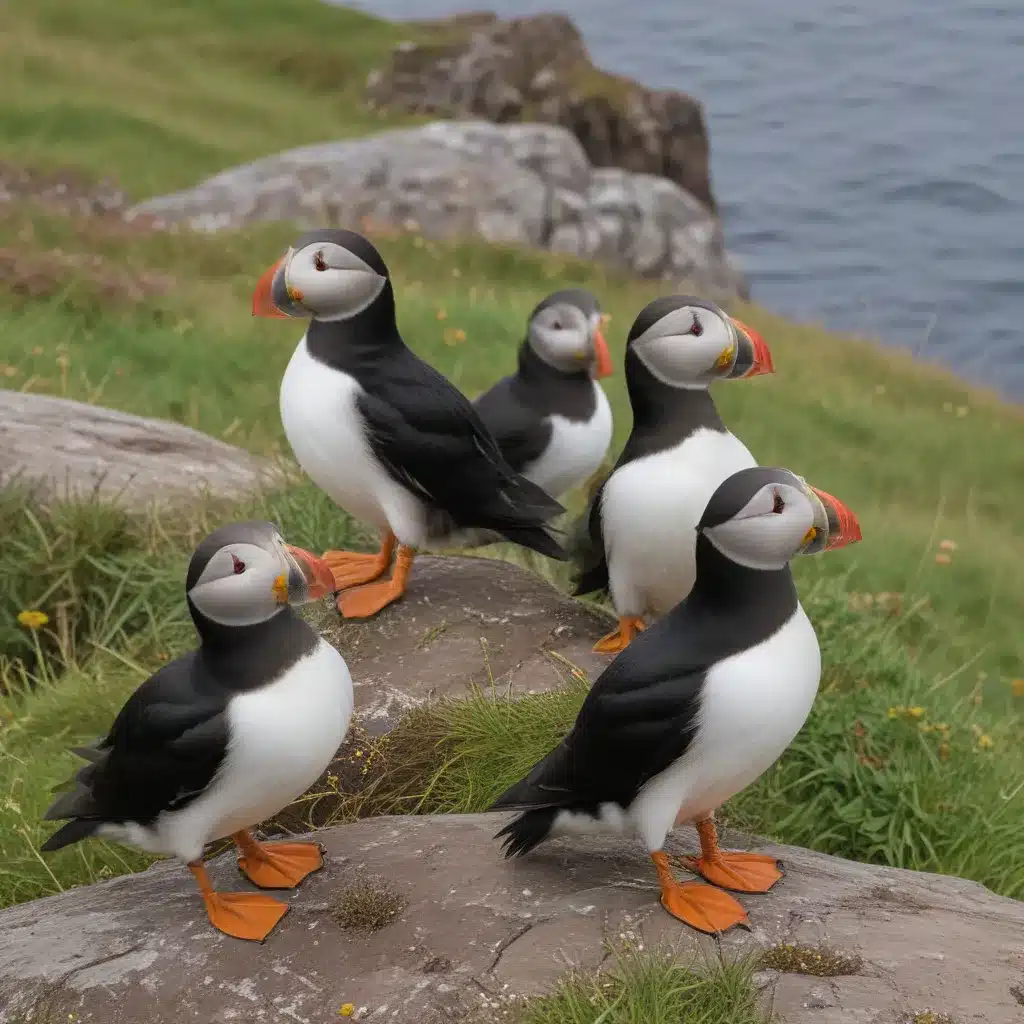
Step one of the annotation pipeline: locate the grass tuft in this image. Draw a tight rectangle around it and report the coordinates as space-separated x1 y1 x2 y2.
329 875 407 932
503 947 768 1024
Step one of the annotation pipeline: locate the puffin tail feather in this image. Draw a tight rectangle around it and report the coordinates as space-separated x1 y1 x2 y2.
40 817 100 853
494 808 558 859
497 523 567 561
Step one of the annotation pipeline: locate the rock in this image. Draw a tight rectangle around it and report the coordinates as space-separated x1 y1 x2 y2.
129 120 747 298
2 816 1022 1023
308 554 613 735
0 391 279 509
365 13 717 214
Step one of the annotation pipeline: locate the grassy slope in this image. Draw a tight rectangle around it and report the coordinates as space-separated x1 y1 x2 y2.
0 0 1021 930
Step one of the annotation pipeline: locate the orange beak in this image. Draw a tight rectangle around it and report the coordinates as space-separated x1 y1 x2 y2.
285 545 336 598
731 317 775 377
809 487 863 550
592 328 614 379
252 257 289 318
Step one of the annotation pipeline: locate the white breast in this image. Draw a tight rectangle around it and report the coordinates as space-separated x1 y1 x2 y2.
279 336 430 546
522 384 613 499
601 428 756 617
628 606 821 852
131 639 354 863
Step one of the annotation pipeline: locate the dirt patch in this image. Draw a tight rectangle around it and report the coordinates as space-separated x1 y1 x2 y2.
0 161 127 216
330 874 407 932
758 942 863 977
0 246 173 308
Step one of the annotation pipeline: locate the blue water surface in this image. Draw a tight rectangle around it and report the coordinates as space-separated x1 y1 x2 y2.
347 0 1024 399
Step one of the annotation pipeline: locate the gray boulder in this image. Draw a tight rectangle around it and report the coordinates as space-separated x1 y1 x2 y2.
2 814 1022 1023
128 121 748 299
313 553 613 736
0 390 280 509
364 12 718 213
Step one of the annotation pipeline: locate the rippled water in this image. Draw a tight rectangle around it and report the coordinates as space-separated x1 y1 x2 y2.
348 0 1023 399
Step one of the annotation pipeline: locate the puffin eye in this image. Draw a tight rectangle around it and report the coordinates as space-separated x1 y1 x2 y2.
689 312 704 337
231 553 246 574
772 492 785 515
313 250 327 272
551 320 563 331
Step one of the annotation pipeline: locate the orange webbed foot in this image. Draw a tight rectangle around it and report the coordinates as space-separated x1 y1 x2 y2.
680 851 784 894
661 880 750 933
336 544 413 619
593 616 646 654
189 861 289 942
323 532 395 590
203 890 290 941
651 851 748 934
234 835 325 890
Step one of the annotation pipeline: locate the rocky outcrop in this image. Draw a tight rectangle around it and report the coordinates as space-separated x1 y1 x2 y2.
310 554 613 735
128 121 746 297
366 12 717 214
0 391 279 508
3 814 1023 1023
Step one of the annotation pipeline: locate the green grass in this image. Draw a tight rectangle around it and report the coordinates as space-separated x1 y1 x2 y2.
504 948 768 1024
0 0 1021 969
0 0 421 197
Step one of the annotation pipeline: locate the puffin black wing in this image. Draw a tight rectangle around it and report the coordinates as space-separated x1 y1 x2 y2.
490 612 707 856
472 376 553 474
356 355 567 559
572 481 610 596
40 655 229 852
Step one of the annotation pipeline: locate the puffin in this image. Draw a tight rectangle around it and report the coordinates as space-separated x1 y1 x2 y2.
252 228 567 620
40 521 348 943
490 466 862 935
574 296 775 654
472 288 614 501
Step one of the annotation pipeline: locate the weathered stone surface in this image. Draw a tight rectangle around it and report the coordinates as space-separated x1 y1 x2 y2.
0 390 279 508
128 121 747 298
309 554 613 735
2 815 1022 1023
366 12 717 214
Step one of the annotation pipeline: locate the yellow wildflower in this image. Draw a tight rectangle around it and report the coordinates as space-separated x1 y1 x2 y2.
338 1004 355 1018
907 706 925 718
436 307 447 321
977 734 994 750
1012 679 1024 698
17 610 49 630
887 705 903 718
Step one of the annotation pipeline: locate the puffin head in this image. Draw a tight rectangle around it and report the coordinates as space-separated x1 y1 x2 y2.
252 229 390 322
625 296 774 390
185 520 335 629
526 289 613 379
698 467 862 572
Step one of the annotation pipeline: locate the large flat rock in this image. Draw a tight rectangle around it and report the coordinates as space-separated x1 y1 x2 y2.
0 390 278 508
128 120 747 298
310 554 613 734
1 814 1022 1023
